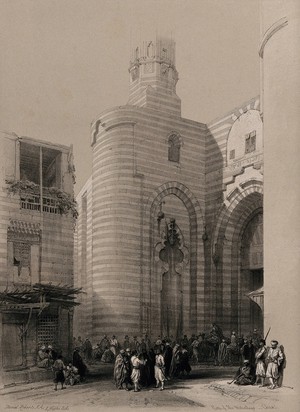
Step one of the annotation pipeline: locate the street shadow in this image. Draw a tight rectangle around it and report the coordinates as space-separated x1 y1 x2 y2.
166 384 192 390
190 371 234 380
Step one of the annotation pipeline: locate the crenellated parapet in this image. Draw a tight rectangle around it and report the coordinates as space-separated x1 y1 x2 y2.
128 37 181 115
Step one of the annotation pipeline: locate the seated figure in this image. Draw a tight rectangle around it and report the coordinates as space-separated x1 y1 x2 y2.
64 362 81 386
37 345 50 368
233 360 254 385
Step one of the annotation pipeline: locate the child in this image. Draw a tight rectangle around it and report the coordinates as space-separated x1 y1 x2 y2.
53 355 66 390
65 362 80 386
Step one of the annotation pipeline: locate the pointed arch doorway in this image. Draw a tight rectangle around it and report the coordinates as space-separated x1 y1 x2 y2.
212 183 264 336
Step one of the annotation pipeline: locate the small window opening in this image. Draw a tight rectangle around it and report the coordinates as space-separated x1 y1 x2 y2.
245 131 256 154
168 135 181 163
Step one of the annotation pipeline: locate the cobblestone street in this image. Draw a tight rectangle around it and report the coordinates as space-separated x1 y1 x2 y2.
1 366 298 412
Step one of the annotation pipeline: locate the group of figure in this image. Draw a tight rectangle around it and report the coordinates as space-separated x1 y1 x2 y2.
45 326 286 393
51 355 82 391
73 334 120 363
218 328 266 366
79 327 223 366
231 339 286 389
113 341 192 392
73 336 93 362
37 341 89 390
52 347 90 390
37 343 58 369
72 325 267 369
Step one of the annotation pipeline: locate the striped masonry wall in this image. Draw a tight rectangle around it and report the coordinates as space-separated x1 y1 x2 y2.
128 80 181 116
84 104 206 341
73 177 93 338
76 97 265 341
76 34 265 342
75 98 265 341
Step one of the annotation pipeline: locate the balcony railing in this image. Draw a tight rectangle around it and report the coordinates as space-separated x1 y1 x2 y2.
20 194 60 214
6 179 78 219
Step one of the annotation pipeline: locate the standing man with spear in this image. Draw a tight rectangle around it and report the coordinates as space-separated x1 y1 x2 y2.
265 339 284 389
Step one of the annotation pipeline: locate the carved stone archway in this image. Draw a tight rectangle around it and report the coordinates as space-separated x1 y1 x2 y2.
211 181 263 335
141 181 204 338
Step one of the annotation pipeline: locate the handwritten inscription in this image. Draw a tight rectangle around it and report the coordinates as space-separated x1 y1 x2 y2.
5 405 69 411
210 406 276 410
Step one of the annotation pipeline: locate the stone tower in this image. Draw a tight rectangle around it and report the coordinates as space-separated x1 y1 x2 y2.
75 35 266 343
75 37 207 340
128 37 181 115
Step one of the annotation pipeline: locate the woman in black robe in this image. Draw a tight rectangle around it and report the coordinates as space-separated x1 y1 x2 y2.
72 348 87 382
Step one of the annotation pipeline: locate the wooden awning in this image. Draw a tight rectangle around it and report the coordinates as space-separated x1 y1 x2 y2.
246 286 264 311
0 302 50 312
0 283 82 312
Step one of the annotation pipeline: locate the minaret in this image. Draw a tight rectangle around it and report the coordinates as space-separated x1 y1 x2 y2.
128 37 181 115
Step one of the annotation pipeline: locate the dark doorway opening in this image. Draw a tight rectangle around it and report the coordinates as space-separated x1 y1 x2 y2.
249 269 263 332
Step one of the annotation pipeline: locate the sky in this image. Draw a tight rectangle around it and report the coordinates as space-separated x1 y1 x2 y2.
0 0 260 194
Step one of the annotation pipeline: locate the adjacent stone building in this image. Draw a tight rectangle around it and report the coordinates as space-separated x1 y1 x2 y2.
260 0 300 388
74 37 264 341
0 133 77 385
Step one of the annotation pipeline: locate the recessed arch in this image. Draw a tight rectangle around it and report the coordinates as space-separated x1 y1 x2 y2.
141 181 205 337
211 182 263 334
212 181 263 252
147 181 203 224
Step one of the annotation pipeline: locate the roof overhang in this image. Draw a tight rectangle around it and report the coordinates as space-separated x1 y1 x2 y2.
0 283 82 313
246 286 264 311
